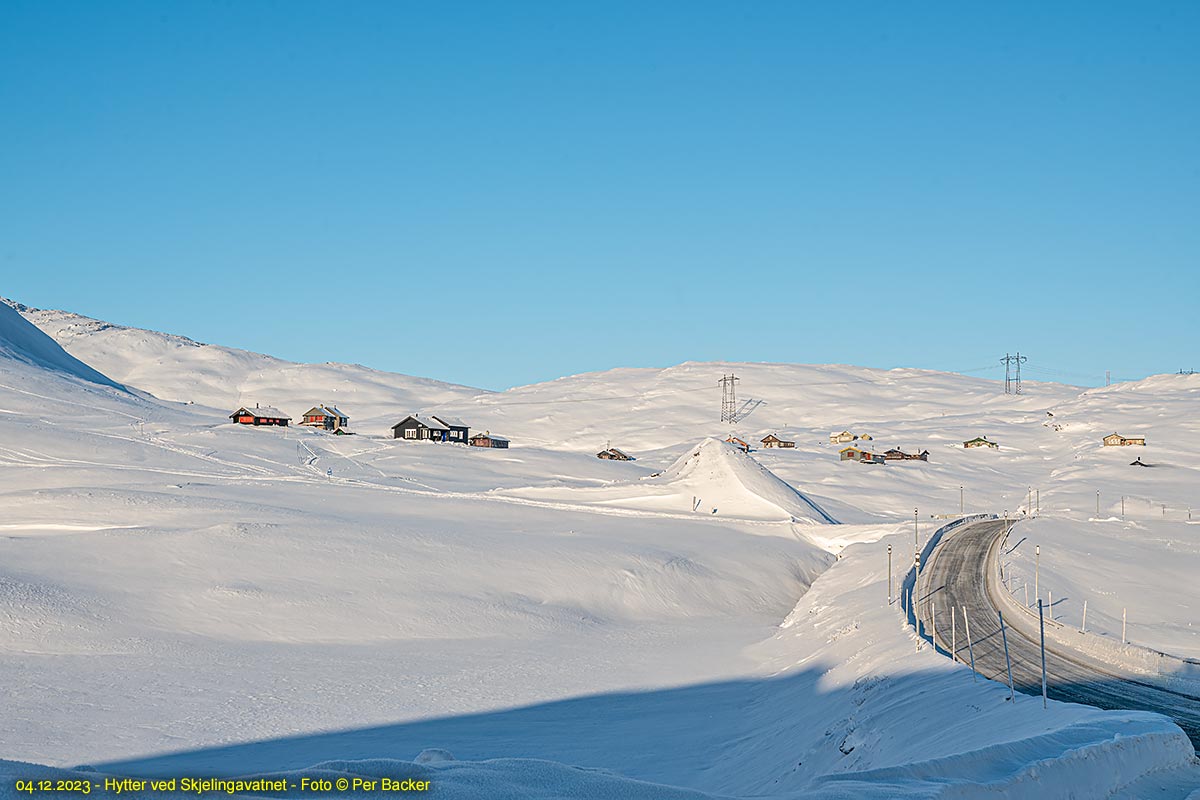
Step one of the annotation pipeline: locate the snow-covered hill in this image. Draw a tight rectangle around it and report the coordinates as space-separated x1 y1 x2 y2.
0 301 123 389
2 295 1198 796
7 300 484 429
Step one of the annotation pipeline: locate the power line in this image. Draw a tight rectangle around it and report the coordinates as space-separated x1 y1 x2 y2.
462 364 1006 409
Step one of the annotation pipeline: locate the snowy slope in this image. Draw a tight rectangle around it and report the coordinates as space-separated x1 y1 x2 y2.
0 302 122 389
2 295 1199 797
8 300 483 428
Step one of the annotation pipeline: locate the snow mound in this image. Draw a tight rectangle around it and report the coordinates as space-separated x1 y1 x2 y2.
0 301 121 389
504 438 836 524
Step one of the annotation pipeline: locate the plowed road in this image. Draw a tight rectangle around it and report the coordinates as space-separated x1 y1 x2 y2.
918 519 1200 745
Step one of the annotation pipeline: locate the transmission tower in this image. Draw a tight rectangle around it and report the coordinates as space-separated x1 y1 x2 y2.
718 374 739 423
1000 353 1028 394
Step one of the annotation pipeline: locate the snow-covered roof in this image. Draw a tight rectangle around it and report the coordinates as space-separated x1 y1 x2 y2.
431 414 469 429
233 406 290 419
305 405 348 419
392 414 449 431
473 432 509 442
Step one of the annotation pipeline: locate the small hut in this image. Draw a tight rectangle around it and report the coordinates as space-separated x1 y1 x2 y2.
761 434 795 449
1103 433 1146 447
470 431 510 449
597 447 634 461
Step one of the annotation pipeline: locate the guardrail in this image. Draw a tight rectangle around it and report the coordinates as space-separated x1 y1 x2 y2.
989 522 1200 696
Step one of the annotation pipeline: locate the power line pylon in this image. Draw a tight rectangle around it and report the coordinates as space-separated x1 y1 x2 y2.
718 374 739 423
1000 353 1028 394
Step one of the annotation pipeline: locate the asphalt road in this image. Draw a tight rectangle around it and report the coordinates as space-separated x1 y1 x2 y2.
918 519 1200 746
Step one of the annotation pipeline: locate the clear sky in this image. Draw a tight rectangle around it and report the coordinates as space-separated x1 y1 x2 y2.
2 2 1197 390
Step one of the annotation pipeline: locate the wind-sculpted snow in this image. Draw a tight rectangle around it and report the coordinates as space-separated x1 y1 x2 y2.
501 437 837 525
0 302 122 389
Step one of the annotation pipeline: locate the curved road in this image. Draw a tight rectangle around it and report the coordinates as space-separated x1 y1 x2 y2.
918 519 1200 746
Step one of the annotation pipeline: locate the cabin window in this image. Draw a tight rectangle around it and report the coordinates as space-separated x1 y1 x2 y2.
403 428 417 439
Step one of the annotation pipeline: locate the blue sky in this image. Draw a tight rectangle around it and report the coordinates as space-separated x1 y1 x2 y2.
2 2 1197 389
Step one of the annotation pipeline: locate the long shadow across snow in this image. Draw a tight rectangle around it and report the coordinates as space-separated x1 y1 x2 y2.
84 665 1192 798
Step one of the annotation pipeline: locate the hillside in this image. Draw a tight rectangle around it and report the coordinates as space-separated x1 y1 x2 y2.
0 301 123 389
2 295 1198 795
7 300 484 429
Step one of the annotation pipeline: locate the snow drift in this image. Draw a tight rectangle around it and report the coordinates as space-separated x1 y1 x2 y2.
502 438 836 524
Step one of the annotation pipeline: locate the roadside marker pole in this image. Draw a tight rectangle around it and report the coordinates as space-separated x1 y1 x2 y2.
998 610 1016 703
1024 583 1029 608
1082 600 1087 633
952 607 957 663
1048 590 1053 622
1096 491 1100 516
887 544 893 605
963 606 976 681
1038 599 1048 709
1123 608 1127 644
932 604 937 652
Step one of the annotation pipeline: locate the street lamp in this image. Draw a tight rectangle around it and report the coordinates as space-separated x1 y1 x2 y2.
1035 544 1040 607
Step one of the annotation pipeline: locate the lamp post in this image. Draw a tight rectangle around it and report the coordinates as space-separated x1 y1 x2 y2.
1035 544 1040 608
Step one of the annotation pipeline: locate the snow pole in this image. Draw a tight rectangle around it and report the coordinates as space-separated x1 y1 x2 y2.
1082 600 1087 633
998 610 1015 703
962 606 976 681
1123 607 1127 644
1048 590 1052 622
887 544 892 605
1038 599 1048 709
952 606 957 663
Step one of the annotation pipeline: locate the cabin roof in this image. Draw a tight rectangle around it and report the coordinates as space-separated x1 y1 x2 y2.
473 432 509 442
431 414 469 428
392 414 449 431
232 406 290 419
305 405 348 418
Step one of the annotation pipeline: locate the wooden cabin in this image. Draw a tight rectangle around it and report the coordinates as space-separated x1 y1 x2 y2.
230 405 290 426
884 448 930 462
725 436 751 453
1130 457 1151 467
859 433 873 441
1103 433 1146 447
597 447 634 461
829 430 856 444
470 431 510 449
840 446 885 464
392 414 451 441
431 415 470 444
300 405 349 432
761 434 795 448
963 437 998 449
